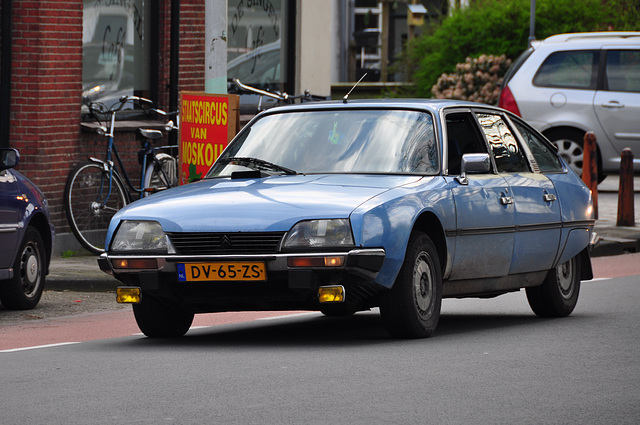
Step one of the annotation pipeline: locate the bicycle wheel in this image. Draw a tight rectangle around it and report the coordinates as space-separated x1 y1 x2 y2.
64 162 128 254
144 153 178 195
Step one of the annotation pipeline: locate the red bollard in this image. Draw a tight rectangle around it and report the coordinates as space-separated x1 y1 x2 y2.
582 132 598 219
617 148 635 227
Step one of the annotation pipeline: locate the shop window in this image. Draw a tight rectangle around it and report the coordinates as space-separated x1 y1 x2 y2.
82 0 151 110
227 0 291 92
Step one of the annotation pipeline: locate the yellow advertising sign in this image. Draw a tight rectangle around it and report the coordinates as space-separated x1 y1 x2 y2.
179 92 239 184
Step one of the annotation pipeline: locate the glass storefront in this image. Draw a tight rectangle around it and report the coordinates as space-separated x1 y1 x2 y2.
82 0 151 107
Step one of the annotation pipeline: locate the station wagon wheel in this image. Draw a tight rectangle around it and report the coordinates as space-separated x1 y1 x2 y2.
0 227 46 310
546 129 604 181
132 295 194 338
380 232 442 338
526 255 581 317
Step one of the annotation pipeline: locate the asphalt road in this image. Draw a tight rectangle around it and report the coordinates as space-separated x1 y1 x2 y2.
1 257 639 424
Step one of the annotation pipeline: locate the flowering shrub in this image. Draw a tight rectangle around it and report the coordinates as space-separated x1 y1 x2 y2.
431 54 512 105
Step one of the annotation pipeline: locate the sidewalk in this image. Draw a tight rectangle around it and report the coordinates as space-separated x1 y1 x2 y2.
46 174 640 292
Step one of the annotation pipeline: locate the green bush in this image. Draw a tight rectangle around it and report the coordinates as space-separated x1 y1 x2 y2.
407 0 640 97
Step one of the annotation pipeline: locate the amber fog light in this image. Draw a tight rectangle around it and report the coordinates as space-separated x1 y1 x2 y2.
318 286 345 303
112 258 158 269
288 256 345 268
116 287 141 303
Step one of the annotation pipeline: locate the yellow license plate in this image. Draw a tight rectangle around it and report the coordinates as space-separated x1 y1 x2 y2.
177 262 266 282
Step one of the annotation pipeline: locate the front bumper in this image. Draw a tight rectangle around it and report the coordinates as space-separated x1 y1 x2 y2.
98 248 386 312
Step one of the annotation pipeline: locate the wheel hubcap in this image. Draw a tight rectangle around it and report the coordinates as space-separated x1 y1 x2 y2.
20 245 40 298
413 252 434 313
554 139 583 176
557 260 575 299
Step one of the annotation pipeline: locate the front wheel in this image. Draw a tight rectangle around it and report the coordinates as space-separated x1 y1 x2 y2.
0 227 46 310
526 255 581 317
132 296 194 338
64 162 128 254
380 232 442 338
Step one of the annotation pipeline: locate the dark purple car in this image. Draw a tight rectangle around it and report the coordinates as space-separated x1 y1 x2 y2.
0 148 54 310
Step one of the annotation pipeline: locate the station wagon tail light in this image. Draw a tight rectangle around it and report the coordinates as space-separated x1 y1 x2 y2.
116 287 141 303
288 256 345 268
499 86 521 117
318 286 345 303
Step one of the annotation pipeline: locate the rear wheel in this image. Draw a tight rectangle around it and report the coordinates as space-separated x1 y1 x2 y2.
64 162 128 254
546 129 604 181
0 227 46 310
380 232 442 338
132 295 194 338
526 255 581 317
144 153 178 195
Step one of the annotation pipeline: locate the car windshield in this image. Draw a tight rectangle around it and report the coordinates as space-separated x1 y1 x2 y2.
206 109 438 177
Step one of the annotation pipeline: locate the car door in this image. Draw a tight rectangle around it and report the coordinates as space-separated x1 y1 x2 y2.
476 112 562 275
594 48 640 152
0 168 21 270
444 111 515 280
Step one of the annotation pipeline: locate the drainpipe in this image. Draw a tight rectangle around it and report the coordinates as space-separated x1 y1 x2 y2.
1 0 12 148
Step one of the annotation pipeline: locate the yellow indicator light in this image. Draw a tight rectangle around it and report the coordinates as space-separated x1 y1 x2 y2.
324 256 345 267
116 287 141 303
113 259 158 269
288 256 345 268
318 286 345 303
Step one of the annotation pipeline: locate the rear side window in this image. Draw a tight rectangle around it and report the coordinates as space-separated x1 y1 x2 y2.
476 113 529 173
605 50 640 93
513 122 564 173
533 50 599 90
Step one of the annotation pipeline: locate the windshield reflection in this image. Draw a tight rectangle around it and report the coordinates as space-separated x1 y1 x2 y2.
207 109 438 177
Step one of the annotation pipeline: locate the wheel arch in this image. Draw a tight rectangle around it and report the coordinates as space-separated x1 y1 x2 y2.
411 211 447 275
24 213 53 274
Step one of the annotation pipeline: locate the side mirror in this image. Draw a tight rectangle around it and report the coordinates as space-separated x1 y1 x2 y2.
456 153 491 185
0 148 19 171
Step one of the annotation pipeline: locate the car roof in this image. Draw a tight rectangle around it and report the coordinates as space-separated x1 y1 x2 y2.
534 31 640 48
260 98 501 116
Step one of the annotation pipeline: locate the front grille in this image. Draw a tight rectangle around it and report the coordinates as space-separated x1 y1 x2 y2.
167 232 285 255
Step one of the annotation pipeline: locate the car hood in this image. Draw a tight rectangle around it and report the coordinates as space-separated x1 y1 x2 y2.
112 174 424 233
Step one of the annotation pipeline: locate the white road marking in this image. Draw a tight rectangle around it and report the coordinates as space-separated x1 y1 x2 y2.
0 342 80 353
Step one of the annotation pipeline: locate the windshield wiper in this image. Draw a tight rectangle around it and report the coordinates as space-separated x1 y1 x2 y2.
218 157 298 175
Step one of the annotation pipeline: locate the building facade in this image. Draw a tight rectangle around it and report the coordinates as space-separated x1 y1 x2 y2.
0 0 331 251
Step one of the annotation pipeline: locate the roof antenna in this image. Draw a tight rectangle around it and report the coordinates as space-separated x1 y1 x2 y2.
343 73 368 104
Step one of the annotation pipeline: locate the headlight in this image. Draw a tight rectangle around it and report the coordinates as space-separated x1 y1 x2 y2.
110 220 167 253
283 219 354 249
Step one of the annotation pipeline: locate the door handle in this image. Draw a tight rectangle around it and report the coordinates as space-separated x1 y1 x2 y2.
500 196 514 205
602 101 624 109
543 193 557 202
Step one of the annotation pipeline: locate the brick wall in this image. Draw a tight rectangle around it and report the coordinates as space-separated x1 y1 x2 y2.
9 0 205 235
11 0 83 231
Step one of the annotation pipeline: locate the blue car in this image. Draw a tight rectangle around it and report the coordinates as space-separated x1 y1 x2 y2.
0 149 54 310
99 100 594 338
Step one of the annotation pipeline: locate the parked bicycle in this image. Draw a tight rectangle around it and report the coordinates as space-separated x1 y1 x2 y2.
232 78 327 112
65 96 179 255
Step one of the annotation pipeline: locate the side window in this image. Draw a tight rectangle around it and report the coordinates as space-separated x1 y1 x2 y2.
533 50 598 90
445 112 489 175
513 122 564 173
605 50 640 93
476 113 529 173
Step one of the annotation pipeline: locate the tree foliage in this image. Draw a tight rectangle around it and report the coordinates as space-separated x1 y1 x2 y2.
406 0 640 97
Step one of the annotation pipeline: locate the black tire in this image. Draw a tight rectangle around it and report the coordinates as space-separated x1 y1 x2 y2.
144 153 178 195
526 255 581 317
0 227 46 310
380 232 442 338
64 162 128 254
132 295 194 338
